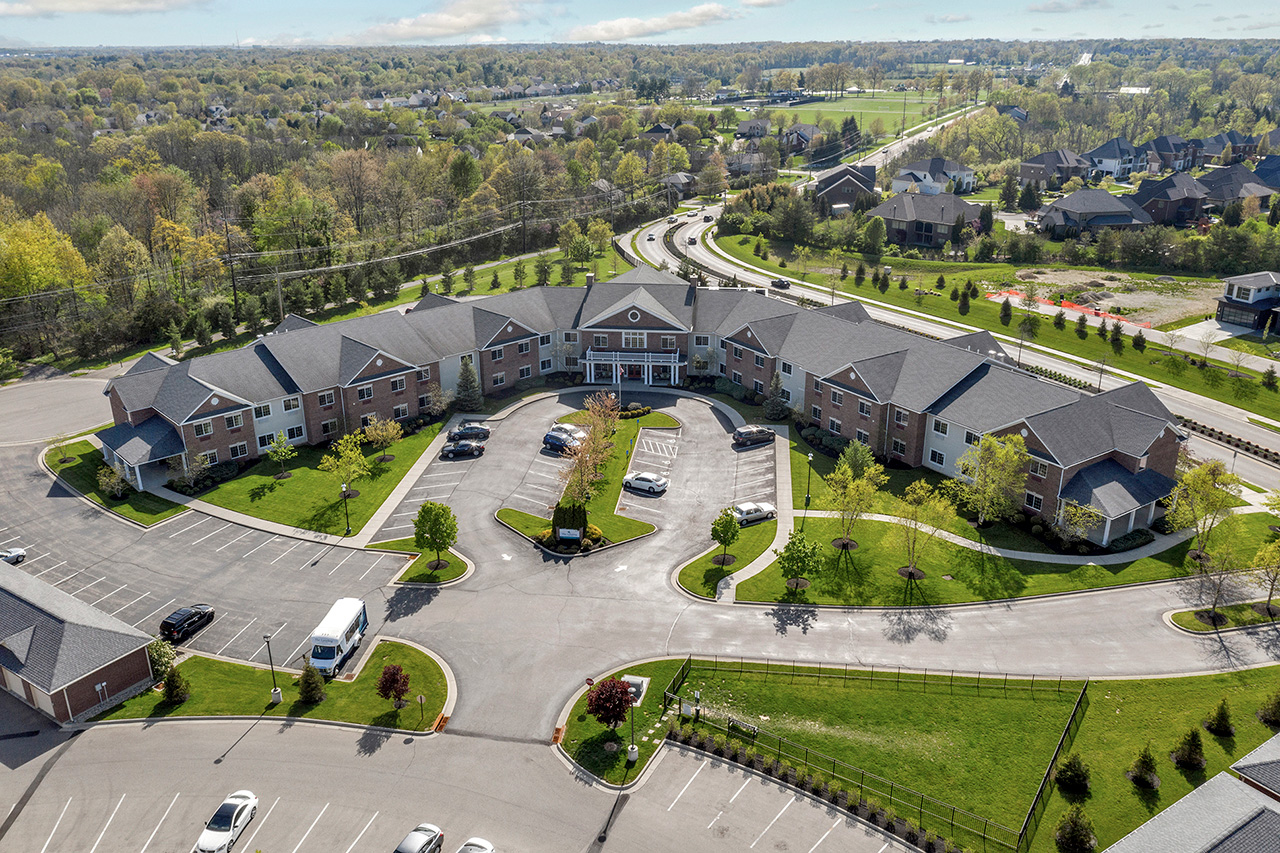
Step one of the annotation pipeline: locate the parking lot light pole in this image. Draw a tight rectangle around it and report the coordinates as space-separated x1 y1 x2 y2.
803 452 814 530
264 634 281 705
627 685 639 762
341 482 351 537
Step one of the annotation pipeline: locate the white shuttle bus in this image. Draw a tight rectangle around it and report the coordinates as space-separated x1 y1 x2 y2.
308 597 368 676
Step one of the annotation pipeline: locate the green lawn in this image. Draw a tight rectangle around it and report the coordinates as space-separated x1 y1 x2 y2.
1170 600 1279 632
677 519 777 598
734 513 1280 606
199 424 441 536
369 538 468 584
1247 417 1280 434
715 235 1280 420
1154 314 1212 332
496 507 550 538
1216 333 1280 360
95 640 447 732
45 440 188 526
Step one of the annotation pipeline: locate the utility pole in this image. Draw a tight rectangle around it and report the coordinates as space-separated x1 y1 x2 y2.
275 271 285 324
224 223 240 320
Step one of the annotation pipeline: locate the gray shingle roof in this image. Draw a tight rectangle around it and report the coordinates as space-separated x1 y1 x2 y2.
124 352 176 376
1232 731 1280 796
96 415 186 466
1105 772 1280 853
1198 164 1275 204
1023 382 1175 466
814 301 872 324
273 313 318 334
868 192 982 226
1254 156 1280 190
1209 810 1280 853
1059 459 1176 518
1085 136 1138 160
943 330 1007 359
1022 148 1088 170
927 363 1078 433
1132 172 1208 204
0 561 151 693
900 157 972 179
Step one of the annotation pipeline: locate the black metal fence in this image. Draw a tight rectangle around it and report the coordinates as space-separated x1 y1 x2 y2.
1016 680 1091 851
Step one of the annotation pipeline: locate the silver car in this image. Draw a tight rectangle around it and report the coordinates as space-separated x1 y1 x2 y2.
455 839 495 853
732 502 777 526
0 547 25 565
395 823 445 853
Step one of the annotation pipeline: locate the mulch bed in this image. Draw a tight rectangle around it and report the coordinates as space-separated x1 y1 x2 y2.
377 454 395 463
341 489 361 499
711 554 737 567
897 566 926 580
273 471 293 480
425 559 450 572
1253 602 1280 619
785 577 811 590
1193 609 1229 627
831 538 858 551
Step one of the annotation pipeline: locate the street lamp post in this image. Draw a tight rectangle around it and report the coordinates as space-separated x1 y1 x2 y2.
627 685 639 762
803 452 814 530
263 633 281 704
341 482 351 537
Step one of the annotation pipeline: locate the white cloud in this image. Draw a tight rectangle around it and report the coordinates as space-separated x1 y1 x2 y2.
1028 0 1108 12
344 0 532 43
567 3 737 41
0 0 198 15
740 0 789 7
927 12 970 22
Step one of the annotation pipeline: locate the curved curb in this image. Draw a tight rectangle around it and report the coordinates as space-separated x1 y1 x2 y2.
34 442 186 531
68 713 440 739
1162 606 1280 638
669 540 722 603
383 547 475 588
492 510 657 560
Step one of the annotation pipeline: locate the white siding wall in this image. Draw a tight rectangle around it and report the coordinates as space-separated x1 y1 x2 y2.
921 414 974 477
441 353 469 394
253 395 307 447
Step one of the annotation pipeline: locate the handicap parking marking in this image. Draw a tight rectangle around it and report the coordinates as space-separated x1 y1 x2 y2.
132 598 176 628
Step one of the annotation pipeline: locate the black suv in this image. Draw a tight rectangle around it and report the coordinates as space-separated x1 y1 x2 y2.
733 425 776 447
159 604 215 642
448 423 491 442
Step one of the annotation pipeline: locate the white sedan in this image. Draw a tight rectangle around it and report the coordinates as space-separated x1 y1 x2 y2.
550 422 588 441
0 547 25 565
732 501 777 526
455 840 496 853
195 790 257 853
623 471 669 494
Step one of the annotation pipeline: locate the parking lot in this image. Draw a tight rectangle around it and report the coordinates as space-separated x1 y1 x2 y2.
729 436 777 507
0 514 407 668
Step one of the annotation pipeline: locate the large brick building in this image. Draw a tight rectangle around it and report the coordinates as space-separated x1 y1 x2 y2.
100 267 1182 545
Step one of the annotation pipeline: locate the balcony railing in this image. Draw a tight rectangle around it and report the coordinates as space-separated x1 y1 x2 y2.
583 347 684 365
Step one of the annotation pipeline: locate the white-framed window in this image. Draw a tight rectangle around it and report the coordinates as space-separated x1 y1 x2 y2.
360 414 373 428
732 346 743 359
718 363 726 375
565 356 580 368
828 417 842 434
695 334 710 348
491 346 504 362
731 371 742 385
258 433 274 449
390 376 406 392
1025 492 1043 512
224 413 244 430
539 334 552 346
519 365 532 379
517 341 531 355
895 410 909 426
858 400 872 418
830 389 843 406
461 354 473 366
198 450 218 466
780 361 792 375
929 449 946 466
892 438 906 456
418 394 430 409
933 419 949 436
593 334 609 347
193 420 213 438
286 425 304 440
417 368 431 382
540 359 552 371
781 389 791 403
856 429 870 445
321 419 338 436
623 331 646 349
492 372 506 387
318 390 335 407
357 385 373 401
813 377 821 392
393 404 409 419
253 403 272 419
965 430 980 446
811 405 822 420
754 354 765 369
283 397 300 412
753 379 764 394
661 335 676 350
1029 460 1049 479
564 331 579 343
230 442 248 460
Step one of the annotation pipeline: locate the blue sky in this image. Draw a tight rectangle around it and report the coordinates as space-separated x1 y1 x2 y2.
0 0 1262 49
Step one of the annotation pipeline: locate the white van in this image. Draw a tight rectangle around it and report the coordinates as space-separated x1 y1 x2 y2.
308 598 368 676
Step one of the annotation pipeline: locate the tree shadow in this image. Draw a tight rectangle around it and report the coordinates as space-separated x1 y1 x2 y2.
300 498 344 533
1210 729 1237 757
382 584 440 622
953 548 1026 602
1131 781 1161 814
355 711 399 756
570 728 627 778
1192 629 1252 672
880 604 952 645
764 600 818 635
248 481 279 502
811 549 876 605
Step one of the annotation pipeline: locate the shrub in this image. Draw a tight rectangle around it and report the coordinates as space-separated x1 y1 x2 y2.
1054 805 1097 853
146 638 176 682
778 259 787 268
299 662 326 703
163 666 190 704
714 377 735 395
1129 744 1158 788
1172 727 1206 769
1107 529 1154 553
1206 698 1234 736
1054 753 1090 794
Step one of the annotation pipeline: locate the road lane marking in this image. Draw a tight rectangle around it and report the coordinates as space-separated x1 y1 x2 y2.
217 618 257 655
807 817 843 853
358 555 383 581
668 761 706 811
91 584 128 605
132 598 176 628
88 793 125 853
139 792 179 853
191 522 232 545
242 796 279 850
750 798 794 848
242 535 279 558
270 541 302 564
168 517 207 538
326 551 356 576
342 811 378 853
111 591 149 616
216 529 253 551
291 802 329 853
33 560 66 577
38 796 71 853
730 778 751 803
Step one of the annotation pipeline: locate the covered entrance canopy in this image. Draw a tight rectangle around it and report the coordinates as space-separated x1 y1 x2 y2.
96 416 186 489
1059 459 1177 546
584 348 684 386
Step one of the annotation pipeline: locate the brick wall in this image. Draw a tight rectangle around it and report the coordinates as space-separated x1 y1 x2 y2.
181 403 257 464
345 370 418 428
479 339 540 392
59 647 152 723
302 386 345 442
724 335 775 395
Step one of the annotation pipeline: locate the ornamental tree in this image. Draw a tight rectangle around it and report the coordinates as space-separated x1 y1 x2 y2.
586 677 633 729
414 501 458 569
711 507 740 563
948 433 1031 526
376 664 411 707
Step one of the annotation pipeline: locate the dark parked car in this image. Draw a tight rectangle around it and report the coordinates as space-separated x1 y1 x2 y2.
542 431 581 455
703 214 714 222
733 425 776 447
447 423 491 442
441 440 484 458
770 279 790 289
160 604 215 642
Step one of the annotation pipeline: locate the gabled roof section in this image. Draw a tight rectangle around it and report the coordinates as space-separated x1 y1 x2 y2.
1023 381 1175 467
124 351 176 376
943 330 1007 359
1233 731 1280 797
867 192 981 226
1023 148 1088 170
729 314 797 356
476 310 540 349
96 416 186 466
814 301 872 324
338 335 414 385
1085 136 1138 160
578 279 694 331
1132 172 1208 205
1060 459 1176 518
927 363 1079 434
273 313 318 334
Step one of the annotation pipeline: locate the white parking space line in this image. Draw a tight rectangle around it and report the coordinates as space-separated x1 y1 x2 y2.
737 476 773 488
524 482 558 493
736 491 773 502
418 470 460 478
411 482 459 491
807 817 843 853
358 555 383 581
750 798 794 848
91 584 128 606
286 636 312 666
70 576 107 596
33 560 66 577
270 541 303 565
242 535 279 558
622 504 664 515
249 624 287 660
217 618 257 655
342 812 378 853
326 551 356 576
51 569 86 587
38 796 72 853
216 529 254 552
528 470 562 481
168 517 207 538
532 457 565 467
191 522 232 546
88 793 126 853
510 494 550 506
111 591 149 616
0 536 21 545
668 762 706 811
380 523 413 532
291 802 329 853
242 796 279 850
729 778 751 803
139 792 179 853
22 552 51 563
295 548 328 570
133 598 176 628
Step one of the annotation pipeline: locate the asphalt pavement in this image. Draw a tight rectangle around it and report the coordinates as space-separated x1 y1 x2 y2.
0 378 111 445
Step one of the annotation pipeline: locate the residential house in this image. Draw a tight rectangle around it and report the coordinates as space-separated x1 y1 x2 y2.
814 163 877 211
866 193 981 248
1036 188 1153 237
99 268 1180 541
1129 172 1208 225
1215 271 1280 331
1254 155 1280 191
1018 149 1090 187
589 178 624 205
1083 137 1142 180
726 151 767 179
1 561 153 724
782 123 821 155
1197 164 1275 210
1191 130 1257 165
891 158 975 195
735 118 770 139
659 172 697 200
641 123 675 143
994 105 1028 124
1139 134 1195 172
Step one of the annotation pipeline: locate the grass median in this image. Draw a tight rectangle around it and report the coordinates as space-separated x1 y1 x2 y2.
369 538 468 584
1170 600 1279 632
45 440 187 526
95 639 447 732
677 519 776 598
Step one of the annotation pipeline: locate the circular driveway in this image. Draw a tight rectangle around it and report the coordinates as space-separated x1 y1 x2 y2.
0 378 111 445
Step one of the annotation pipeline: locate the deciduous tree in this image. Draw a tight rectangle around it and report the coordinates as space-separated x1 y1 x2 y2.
376 664 411 707
948 433 1031 526
414 501 458 569
1162 458 1242 556
267 430 296 477
711 507 740 564
319 431 370 492
363 414 403 461
586 677 632 729
773 528 821 584
897 480 955 573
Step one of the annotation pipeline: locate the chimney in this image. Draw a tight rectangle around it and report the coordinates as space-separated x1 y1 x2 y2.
585 273 596 285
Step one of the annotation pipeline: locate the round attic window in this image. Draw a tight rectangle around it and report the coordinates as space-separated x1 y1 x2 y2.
376 358 383 367
507 324 513 332
849 371 856 380
628 310 640 322
210 396 219 405
746 330 753 339
1021 429 1029 437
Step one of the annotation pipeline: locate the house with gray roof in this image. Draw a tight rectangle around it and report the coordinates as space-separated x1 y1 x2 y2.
0 561 153 724
1084 136 1142 180
891 157 974 195
1140 134 1197 172
1130 172 1208 225
1037 188 1153 238
1019 149 1089 188
1254 155 1280 192
867 193 982 248
1215 271 1280 331
1197 164 1275 211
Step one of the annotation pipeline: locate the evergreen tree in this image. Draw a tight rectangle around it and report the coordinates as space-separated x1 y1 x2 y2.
898 275 908 290
439 262 455 294
535 254 553 286
1263 365 1278 391
1172 727 1205 768
999 175 1019 211
840 262 848 280
854 262 866 285
463 265 476 291
299 662 326 703
1206 698 1234 736
1075 314 1089 339
166 320 184 358
950 285 960 301
1096 318 1109 340
1053 806 1096 853
1132 330 1147 351
1018 181 1041 211
455 360 483 411
163 666 190 704
1129 744 1158 787
936 273 946 290
490 268 501 289
958 289 970 314
999 297 1013 325
979 203 994 234
191 312 212 348
1053 309 1067 330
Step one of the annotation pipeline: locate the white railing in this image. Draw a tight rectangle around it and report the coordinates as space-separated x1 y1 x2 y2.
583 347 684 364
